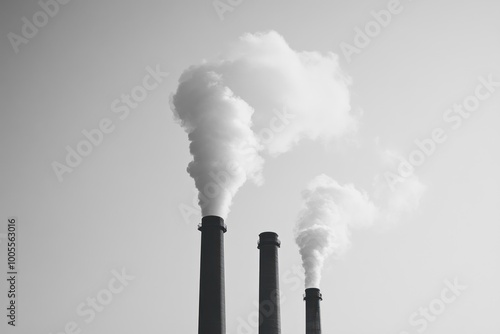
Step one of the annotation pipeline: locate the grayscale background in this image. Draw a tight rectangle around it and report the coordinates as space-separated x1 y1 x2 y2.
1 0 499 333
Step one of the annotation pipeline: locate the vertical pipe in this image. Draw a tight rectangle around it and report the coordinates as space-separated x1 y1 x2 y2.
258 232 281 334
198 215 227 334
304 288 322 334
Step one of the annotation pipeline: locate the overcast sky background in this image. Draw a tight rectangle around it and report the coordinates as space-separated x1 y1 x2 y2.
1 0 499 333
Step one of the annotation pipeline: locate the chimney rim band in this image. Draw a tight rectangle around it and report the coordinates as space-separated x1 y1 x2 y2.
258 231 281 248
304 288 323 301
198 216 227 232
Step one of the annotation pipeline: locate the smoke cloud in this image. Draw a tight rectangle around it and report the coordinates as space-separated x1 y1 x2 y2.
171 31 356 218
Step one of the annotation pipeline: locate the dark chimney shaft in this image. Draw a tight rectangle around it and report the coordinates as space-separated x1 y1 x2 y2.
198 216 227 334
304 288 322 334
258 232 281 334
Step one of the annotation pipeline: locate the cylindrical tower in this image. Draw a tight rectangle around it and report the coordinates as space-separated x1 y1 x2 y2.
304 288 322 334
258 232 281 334
198 215 227 334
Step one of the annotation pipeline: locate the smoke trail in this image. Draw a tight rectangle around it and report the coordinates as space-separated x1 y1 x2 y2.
171 31 356 218
295 174 378 288
373 149 426 226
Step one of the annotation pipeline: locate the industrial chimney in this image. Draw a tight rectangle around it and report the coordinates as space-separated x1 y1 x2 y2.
198 216 227 334
258 232 281 334
304 288 322 334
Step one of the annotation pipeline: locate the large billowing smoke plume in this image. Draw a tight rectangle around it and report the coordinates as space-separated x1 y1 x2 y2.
171 31 356 218
171 70 263 219
295 153 425 288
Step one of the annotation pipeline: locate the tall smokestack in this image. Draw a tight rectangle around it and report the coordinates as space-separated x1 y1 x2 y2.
258 232 281 334
198 215 227 334
304 288 322 334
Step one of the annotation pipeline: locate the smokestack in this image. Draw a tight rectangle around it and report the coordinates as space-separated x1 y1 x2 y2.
198 216 227 334
258 232 281 334
304 288 322 334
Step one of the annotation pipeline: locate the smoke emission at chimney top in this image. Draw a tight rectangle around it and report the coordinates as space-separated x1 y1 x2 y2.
295 174 378 288
295 170 425 289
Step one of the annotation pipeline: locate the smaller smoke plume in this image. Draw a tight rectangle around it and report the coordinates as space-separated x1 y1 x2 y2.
295 174 377 288
295 164 425 288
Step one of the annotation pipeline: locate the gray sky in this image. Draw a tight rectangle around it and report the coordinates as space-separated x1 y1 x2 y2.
1 0 499 333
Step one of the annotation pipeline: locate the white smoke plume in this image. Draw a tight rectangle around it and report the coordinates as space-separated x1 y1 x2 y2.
295 163 425 288
295 174 378 288
171 70 263 219
171 31 356 218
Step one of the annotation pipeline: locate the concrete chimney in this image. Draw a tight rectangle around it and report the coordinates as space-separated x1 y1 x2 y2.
198 216 227 334
258 232 281 334
304 288 322 334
